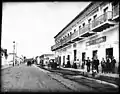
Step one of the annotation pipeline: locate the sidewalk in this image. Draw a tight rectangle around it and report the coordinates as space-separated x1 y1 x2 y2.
60 67 119 87
1 64 12 70
36 65 119 89
60 67 119 78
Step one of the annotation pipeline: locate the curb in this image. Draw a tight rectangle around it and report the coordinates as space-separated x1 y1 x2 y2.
1 66 12 70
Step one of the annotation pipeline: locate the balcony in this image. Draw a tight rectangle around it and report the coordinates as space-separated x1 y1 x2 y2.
91 11 115 32
80 24 95 37
56 42 62 50
65 35 73 45
71 30 83 42
51 45 56 51
61 38 66 47
112 3 119 21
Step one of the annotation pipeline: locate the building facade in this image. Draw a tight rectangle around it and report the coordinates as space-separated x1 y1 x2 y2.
51 1 119 73
1 48 8 66
40 54 55 65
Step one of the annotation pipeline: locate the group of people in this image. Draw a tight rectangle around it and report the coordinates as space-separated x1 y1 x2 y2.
83 55 116 73
27 59 35 66
101 55 116 73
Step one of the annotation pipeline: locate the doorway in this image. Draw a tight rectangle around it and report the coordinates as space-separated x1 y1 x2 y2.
93 50 98 59
74 50 77 61
106 48 113 59
58 56 61 65
63 56 65 64
67 55 70 61
82 52 86 61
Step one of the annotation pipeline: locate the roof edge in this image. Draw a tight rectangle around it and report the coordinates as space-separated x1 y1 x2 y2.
54 2 93 39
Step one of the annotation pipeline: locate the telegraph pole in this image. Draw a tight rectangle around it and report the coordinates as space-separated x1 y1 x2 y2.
13 41 15 66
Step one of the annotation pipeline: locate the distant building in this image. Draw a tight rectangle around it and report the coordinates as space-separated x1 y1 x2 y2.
40 54 55 65
51 1 119 73
35 56 40 65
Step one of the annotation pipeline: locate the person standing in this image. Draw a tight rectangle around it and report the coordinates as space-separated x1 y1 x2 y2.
106 55 111 73
91 57 95 72
81 60 85 69
94 57 99 73
86 57 91 72
101 57 106 73
111 56 116 73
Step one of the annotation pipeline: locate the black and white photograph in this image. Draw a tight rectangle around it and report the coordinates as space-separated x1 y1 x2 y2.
1 1 119 92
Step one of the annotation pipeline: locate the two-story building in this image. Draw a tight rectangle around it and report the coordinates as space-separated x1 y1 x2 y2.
51 1 119 73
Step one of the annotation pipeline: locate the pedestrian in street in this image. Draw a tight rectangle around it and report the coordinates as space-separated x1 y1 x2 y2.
91 57 95 72
66 60 71 68
81 60 85 69
73 61 77 69
86 57 91 72
94 57 99 73
106 55 111 73
68 60 71 68
111 56 116 73
101 57 106 73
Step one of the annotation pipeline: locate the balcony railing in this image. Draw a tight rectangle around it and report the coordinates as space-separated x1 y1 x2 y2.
71 30 79 40
61 38 66 46
58 42 62 47
80 24 90 35
92 11 112 29
55 42 61 49
65 35 71 44
51 44 56 51
113 4 119 18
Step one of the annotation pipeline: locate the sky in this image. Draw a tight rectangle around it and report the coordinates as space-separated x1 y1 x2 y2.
2 2 90 58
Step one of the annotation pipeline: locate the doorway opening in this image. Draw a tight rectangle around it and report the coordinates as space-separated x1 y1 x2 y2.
106 48 113 59
93 50 98 59
67 55 70 61
58 56 61 65
74 50 77 61
82 52 86 61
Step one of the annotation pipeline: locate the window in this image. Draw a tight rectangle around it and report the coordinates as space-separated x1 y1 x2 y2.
88 19 91 23
79 26 81 31
93 14 97 20
104 7 108 13
83 23 85 27
74 29 76 33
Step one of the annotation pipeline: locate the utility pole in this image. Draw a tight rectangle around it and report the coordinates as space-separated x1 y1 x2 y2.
13 41 15 66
